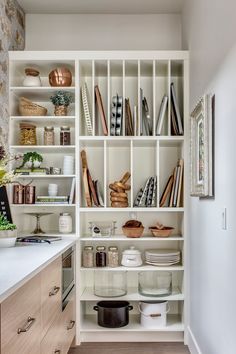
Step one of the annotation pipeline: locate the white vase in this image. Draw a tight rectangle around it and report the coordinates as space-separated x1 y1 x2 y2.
0 230 17 248
23 75 42 87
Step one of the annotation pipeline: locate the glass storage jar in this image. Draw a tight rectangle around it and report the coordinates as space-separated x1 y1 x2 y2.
82 246 94 268
94 270 127 297
60 126 71 145
107 246 119 267
44 126 55 145
138 271 172 297
96 246 106 267
59 213 72 234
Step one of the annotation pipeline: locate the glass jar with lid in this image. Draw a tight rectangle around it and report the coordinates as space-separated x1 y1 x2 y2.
60 126 71 146
96 246 106 267
59 213 72 233
108 246 119 267
82 246 94 268
44 126 55 145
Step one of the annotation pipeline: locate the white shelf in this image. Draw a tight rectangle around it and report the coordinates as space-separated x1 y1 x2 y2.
11 203 76 207
81 265 184 272
81 314 184 332
10 145 76 153
10 116 76 126
15 174 76 179
79 207 184 212
10 86 75 101
81 287 184 301
80 235 183 242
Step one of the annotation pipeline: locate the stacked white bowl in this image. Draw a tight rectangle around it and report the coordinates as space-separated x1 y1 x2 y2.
48 183 58 196
63 155 74 175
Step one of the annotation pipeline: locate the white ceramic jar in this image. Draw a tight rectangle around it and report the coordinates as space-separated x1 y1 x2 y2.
121 246 142 267
59 213 72 233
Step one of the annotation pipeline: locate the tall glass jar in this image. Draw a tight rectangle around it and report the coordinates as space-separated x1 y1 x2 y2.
44 126 55 145
108 246 119 267
60 126 71 146
82 246 94 268
96 246 106 267
59 213 72 233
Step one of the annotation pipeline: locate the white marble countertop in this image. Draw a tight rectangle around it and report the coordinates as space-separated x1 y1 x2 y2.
0 238 78 303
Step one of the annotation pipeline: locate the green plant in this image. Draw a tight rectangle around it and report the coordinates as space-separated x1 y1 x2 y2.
0 213 17 231
19 152 43 169
50 91 73 107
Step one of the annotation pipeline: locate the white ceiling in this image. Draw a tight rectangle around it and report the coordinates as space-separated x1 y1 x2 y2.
17 0 185 14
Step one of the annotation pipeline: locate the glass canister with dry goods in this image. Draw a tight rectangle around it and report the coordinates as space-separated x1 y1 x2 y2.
20 123 37 145
44 126 55 145
107 246 119 267
82 246 94 268
60 126 71 145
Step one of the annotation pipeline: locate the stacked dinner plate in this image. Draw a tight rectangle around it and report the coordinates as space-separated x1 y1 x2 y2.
145 249 181 266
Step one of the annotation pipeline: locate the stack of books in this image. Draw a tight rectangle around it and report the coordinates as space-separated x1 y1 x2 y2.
160 159 184 207
134 176 157 207
36 196 69 204
15 168 48 175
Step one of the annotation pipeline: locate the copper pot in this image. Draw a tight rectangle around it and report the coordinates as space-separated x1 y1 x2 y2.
25 185 36 204
49 68 72 87
13 184 25 204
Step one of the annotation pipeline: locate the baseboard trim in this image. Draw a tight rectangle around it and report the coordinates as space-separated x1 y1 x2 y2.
187 326 202 354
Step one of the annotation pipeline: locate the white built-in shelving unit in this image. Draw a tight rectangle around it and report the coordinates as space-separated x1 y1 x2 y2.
9 51 189 345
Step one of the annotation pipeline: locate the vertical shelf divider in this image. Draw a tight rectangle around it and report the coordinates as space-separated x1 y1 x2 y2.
152 60 156 137
156 139 160 207
130 139 134 208
122 60 126 137
92 60 95 136
103 140 107 208
107 60 110 136
167 60 171 136
138 60 141 137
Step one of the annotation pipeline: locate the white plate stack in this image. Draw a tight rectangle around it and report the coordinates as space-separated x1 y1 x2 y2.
145 249 181 266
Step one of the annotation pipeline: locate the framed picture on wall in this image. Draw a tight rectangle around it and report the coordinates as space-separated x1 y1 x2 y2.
190 94 215 198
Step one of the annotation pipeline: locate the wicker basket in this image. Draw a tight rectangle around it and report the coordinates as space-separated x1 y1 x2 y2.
19 97 47 116
122 226 144 238
149 227 174 238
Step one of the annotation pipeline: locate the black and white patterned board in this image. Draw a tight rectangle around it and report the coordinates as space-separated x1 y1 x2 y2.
0 186 13 223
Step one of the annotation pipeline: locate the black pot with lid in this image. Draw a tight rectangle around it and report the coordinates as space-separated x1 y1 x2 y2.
93 301 133 328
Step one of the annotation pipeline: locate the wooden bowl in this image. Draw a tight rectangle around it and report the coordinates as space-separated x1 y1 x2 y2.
122 226 144 238
149 227 174 238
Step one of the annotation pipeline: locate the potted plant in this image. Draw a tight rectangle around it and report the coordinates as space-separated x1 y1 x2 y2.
0 213 17 247
50 90 73 116
19 151 43 170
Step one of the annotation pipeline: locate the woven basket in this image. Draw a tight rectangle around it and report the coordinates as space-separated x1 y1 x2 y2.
19 97 47 116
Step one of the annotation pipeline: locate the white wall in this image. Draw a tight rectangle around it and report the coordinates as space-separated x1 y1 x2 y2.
182 1 236 354
25 14 182 50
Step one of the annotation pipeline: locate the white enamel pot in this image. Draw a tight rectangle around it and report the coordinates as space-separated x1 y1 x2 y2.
139 301 170 328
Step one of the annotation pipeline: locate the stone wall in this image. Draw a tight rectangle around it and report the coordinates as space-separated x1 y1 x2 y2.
0 0 25 144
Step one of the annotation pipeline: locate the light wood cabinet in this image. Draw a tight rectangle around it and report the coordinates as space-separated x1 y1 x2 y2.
1 274 41 354
41 257 62 338
0 254 75 354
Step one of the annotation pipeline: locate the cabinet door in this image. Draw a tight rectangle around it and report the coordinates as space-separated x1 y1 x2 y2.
41 257 62 338
1 274 41 354
61 296 76 354
41 312 63 354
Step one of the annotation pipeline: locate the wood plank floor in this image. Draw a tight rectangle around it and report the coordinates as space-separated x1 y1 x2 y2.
69 342 190 354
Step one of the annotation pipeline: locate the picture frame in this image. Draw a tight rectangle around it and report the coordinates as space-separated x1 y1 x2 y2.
190 94 214 197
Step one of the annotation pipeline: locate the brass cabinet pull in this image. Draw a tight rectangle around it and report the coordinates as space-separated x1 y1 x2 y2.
54 350 61 354
49 286 60 296
67 320 75 330
17 316 36 334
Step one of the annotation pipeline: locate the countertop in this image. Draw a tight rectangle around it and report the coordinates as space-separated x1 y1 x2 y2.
0 238 78 303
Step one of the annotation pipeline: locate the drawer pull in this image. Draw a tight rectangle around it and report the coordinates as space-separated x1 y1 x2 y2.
67 320 75 330
49 286 60 296
17 316 36 334
54 350 61 354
